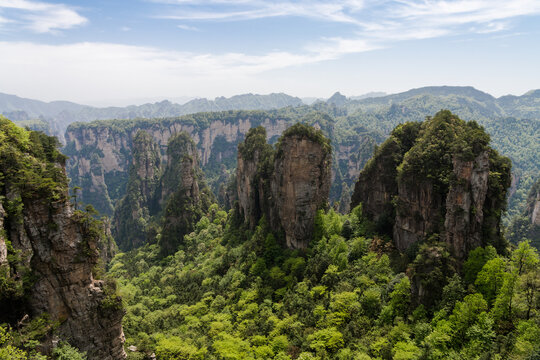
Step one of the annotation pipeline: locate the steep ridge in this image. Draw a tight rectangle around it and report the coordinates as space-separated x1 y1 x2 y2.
507 178 540 249
112 131 213 253
351 110 511 261
64 111 292 215
159 132 213 256
236 123 332 249
0 116 125 359
112 130 162 250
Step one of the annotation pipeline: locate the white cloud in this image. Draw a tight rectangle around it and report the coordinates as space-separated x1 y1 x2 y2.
177 24 199 31
155 0 540 42
1 1 539 102
0 0 87 33
159 0 365 24
0 41 343 101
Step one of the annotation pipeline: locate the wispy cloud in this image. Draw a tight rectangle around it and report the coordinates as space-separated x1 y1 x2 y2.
0 41 332 100
177 24 199 31
0 0 87 33
155 0 540 43
158 0 365 24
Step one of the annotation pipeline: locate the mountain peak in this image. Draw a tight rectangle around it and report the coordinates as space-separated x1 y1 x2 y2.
327 91 347 106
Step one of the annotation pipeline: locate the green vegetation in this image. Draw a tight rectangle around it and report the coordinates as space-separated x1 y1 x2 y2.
0 320 87 359
0 117 117 358
110 202 539 359
276 123 332 157
507 178 540 249
0 116 69 315
107 111 537 359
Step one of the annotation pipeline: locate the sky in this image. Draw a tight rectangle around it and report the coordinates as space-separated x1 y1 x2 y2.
1 0 540 105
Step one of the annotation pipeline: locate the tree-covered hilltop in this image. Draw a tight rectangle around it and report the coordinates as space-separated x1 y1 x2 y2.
106 112 538 360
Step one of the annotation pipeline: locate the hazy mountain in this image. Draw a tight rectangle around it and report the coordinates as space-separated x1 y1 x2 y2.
0 92 303 142
349 91 387 100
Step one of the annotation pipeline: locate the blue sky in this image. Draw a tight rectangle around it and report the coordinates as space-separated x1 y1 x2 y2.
1 0 540 105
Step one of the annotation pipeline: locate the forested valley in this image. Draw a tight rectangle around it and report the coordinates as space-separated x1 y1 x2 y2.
0 96 539 360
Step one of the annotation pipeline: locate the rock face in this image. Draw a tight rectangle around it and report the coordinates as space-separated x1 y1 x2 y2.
64 113 291 215
528 180 540 226
272 132 332 249
444 152 490 259
350 122 421 234
393 180 445 251
63 110 378 217
113 131 161 251
236 126 271 228
112 131 213 253
18 197 126 359
351 111 511 260
236 124 331 249
0 117 125 359
159 132 213 255
508 178 540 249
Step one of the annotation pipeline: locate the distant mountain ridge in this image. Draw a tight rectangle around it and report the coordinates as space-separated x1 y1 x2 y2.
0 92 303 141
3 86 540 141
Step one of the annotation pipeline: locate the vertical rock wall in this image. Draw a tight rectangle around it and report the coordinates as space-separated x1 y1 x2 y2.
271 135 331 249
236 124 332 249
113 131 161 250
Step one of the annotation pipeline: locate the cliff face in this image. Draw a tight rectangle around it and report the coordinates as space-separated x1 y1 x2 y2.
64 114 290 215
113 131 161 251
159 132 213 256
527 180 540 226
443 151 490 259
64 110 378 217
236 124 331 249
112 130 213 254
393 180 445 251
272 133 332 249
508 178 540 249
352 111 511 261
350 122 421 234
0 117 125 359
236 126 272 228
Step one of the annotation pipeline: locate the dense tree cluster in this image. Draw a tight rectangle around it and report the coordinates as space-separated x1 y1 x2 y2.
109 203 539 359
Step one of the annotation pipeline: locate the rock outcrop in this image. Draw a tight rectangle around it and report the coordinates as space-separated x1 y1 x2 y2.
508 178 540 249
64 113 291 215
351 111 511 261
271 129 332 249
112 130 213 253
0 117 126 359
350 122 421 234
528 180 540 227
159 132 213 255
113 130 161 251
63 110 378 217
444 151 490 259
236 124 332 249
236 126 271 228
